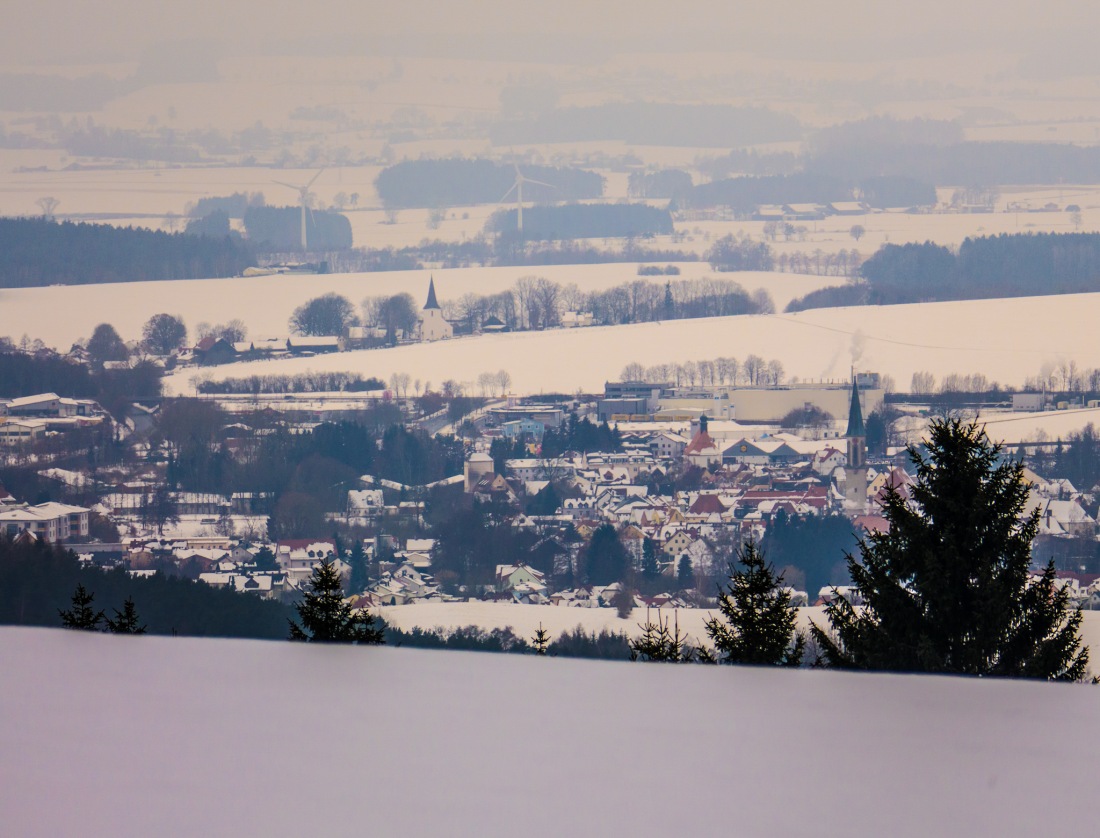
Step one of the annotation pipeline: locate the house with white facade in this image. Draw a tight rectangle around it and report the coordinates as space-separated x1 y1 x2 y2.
0 502 90 541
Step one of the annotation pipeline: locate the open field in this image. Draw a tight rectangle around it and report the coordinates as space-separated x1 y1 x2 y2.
4 625 1100 836
158 291 1100 406
0 265 834 348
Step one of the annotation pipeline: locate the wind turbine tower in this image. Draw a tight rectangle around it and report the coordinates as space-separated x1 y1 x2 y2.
499 163 553 235
273 168 324 251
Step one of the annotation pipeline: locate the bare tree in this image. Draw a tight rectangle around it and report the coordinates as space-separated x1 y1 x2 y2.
911 371 936 395
621 362 646 382
849 224 866 242
496 369 512 395
767 359 785 386
36 196 60 218
743 354 766 386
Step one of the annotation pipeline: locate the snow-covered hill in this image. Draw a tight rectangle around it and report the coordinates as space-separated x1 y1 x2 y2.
0 264 830 349
3 625 1098 836
164 291 1100 404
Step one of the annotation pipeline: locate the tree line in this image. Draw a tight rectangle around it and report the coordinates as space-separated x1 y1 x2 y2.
374 158 604 209
619 352 787 387
785 231 1100 311
0 217 253 288
439 274 773 333
0 536 292 639
196 372 387 395
484 203 673 241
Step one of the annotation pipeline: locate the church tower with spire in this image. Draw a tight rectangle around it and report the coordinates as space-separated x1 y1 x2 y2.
844 373 868 512
416 276 453 342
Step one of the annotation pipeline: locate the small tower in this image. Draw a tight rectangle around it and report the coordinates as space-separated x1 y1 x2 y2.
465 452 494 493
416 276 453 342
844 373 868 511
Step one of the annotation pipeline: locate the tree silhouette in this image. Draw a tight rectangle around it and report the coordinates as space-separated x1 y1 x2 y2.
288 559 383 644
105 597 146 634
58 583 104 631
704 541 805 666
813 419 1089 680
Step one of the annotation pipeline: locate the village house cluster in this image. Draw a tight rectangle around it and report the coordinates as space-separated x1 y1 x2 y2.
5 343 1100 617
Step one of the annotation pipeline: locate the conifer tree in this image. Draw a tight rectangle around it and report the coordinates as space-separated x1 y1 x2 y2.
813 419 1089 680
59 584 104 631
288 559 384 644
640 537 661 592
676 555 694 591
104 597 146 635
704 541 804 666
347 539 370 595
532 623 550 655
630 609 695 662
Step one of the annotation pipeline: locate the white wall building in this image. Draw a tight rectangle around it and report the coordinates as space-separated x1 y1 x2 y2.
416 277 453 342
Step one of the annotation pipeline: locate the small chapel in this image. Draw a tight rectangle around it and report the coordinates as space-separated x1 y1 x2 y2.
416 276 452 342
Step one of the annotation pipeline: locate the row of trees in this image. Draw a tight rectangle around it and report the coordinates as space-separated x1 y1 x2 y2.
196 371 386 395
440 275 773 334
620 353 787 387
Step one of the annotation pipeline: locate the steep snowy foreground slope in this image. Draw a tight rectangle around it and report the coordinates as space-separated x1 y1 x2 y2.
165 291 1100 399
3 626 1098 837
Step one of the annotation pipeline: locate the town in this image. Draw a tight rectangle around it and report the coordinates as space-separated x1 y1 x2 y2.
6 314 1100 638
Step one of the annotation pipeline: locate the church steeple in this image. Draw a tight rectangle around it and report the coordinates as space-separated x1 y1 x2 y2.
846 375 865 439
424 276 440 310
844 373 867 509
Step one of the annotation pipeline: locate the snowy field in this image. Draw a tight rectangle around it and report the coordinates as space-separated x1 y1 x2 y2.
4 625 1100 836
383 602 1100 659
0 265 834 349
157 291 1100 409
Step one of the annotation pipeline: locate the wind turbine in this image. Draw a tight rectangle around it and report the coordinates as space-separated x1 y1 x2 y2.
273 168 324 251
498 162 553 235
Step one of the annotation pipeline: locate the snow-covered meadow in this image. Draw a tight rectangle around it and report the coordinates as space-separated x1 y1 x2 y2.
3 625 1099 837
0 265 834 348
155 291 1100 409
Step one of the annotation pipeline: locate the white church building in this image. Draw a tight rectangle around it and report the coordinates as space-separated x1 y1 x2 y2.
416 277 453 342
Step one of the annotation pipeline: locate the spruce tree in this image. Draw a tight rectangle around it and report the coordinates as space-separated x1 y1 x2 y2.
532 623 550 655
813 419 1089 680
58 584 104 631
347 540 370 595
105 597 146 635
703 541 804 666
288 559 384 644
630 610 695 662
676 556 694 591
640 537 661 592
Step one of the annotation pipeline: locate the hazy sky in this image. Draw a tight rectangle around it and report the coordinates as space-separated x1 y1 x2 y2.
5 1 1095 67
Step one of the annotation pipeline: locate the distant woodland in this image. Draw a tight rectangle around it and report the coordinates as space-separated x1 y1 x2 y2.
786 232 1100 311
375 159 604 209
0 218 253 288
687 173 936 212
485 203 673 240
243 206 353 253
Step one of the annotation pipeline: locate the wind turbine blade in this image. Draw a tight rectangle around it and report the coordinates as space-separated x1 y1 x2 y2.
499 182 518 203
306 168 325 189
273 181 299 190
523 177 555 189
